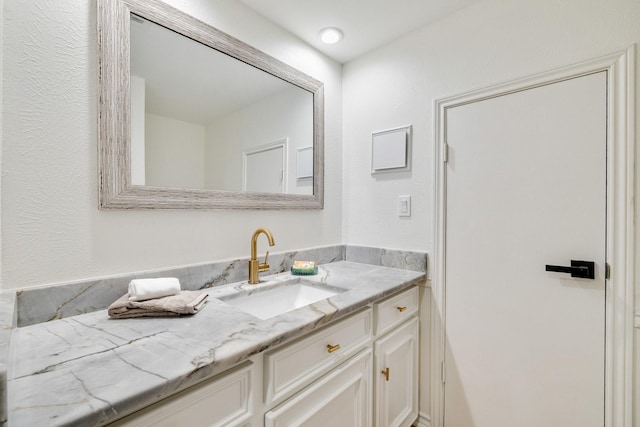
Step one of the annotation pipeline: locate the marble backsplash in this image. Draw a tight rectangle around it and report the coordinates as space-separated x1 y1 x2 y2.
13 245 427 327
0 292 13 426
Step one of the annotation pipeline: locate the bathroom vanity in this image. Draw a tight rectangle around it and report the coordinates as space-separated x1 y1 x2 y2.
7 259 426 426
112 285 418 426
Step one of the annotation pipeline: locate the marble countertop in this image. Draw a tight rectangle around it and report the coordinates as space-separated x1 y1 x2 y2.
8 261 425 426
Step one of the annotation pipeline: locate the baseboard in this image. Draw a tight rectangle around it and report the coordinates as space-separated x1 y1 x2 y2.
413 412 431 427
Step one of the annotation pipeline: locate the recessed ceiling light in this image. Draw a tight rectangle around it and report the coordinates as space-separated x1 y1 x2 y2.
319 27 344 44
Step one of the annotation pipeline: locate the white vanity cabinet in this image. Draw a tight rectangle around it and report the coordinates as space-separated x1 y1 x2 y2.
265 286 420 427
373 286 420 427
109 361 254 427
109 285 420 427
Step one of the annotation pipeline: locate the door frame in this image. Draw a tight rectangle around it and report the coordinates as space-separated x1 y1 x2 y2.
431 47 636 427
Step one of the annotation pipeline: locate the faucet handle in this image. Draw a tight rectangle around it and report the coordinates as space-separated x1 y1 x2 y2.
258 251 270 272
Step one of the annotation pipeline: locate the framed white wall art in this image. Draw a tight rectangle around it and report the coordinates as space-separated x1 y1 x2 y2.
297 146 313 179
371 125 412 174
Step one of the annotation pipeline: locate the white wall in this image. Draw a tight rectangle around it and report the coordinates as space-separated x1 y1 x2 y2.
145 113 205 189
130 75 146 186
1 0 343 290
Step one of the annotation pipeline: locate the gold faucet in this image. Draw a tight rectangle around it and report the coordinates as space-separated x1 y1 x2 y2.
248 227 275 284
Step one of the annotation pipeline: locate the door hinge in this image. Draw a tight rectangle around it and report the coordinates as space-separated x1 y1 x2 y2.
605 263 610 280
441 361 446 384
443 143 449 163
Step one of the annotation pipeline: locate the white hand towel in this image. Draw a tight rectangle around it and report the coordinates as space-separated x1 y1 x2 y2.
128 277 181 301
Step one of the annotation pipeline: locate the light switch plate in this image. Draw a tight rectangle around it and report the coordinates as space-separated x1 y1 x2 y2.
398 195 411 217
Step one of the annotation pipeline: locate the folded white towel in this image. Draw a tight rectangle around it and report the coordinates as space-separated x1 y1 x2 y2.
128 277 181 301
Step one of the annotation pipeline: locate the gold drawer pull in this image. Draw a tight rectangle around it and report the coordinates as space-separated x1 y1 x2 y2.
327 344 341 353
397 306 408 312
381 367 390 381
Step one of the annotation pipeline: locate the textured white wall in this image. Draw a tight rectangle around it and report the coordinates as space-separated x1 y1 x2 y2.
342 0 640 254
2 0 342 289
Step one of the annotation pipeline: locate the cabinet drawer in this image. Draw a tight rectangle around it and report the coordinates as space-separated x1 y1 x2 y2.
264 308 372 405
109 362 253 427
265 349 372 427
374 286 418 336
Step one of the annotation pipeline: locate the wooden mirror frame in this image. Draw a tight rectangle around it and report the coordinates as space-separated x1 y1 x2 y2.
97 0 324 209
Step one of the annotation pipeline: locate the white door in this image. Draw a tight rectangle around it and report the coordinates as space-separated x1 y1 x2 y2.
443 72 606 427
244 143 285 193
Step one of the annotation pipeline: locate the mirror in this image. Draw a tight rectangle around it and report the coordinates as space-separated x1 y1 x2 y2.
98 0 324 209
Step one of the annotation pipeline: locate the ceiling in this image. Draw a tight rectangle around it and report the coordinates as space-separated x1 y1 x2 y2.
238 0 480 63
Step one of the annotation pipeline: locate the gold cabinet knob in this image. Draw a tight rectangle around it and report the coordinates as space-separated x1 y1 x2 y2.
326 343 341 353
397 306 407 312
381 367 390 381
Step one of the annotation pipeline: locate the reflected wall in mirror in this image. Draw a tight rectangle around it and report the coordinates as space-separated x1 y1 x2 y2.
98 0 324 209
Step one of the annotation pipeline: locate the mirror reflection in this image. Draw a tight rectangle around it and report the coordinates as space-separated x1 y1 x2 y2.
130 15 314 195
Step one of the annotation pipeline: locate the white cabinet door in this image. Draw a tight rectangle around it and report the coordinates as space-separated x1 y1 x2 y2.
374 317 419 427
265 349 372 427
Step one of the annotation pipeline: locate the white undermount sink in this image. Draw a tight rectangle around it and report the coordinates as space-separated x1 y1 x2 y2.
220 278 344 320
